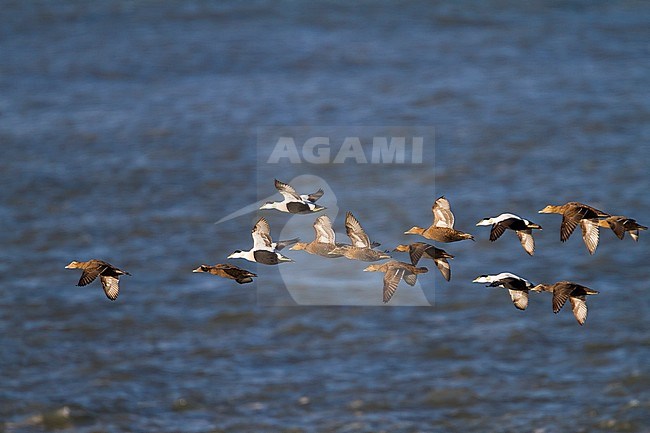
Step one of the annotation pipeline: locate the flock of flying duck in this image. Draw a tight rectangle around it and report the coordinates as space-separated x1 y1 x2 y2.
66 179 646 325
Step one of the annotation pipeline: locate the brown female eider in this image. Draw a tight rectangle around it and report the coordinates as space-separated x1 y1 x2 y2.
597 215 647 241
394 242 453 281
476 213 542 256
65 259 130 300
192 264 257 284
327 212 390 262
538 202 610 254
404 196 474 242
227 217 297 265
290 215 344 258
259 179 325 214
363 260 429 303
531 281 599 326
472 273 534 310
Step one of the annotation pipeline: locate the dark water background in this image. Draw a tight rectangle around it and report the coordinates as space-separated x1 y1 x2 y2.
1 1 649 432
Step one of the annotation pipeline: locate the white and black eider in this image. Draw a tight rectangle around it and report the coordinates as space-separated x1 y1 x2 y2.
227 217 297 265
472 272 534 310
476 213 542 255
259 179 325 214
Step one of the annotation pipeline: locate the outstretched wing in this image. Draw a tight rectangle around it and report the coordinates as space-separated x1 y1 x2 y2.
517 230 535 256
313 215 336 244
345 212 371 248
508 289 529 310
432 196 455 228
489 223 507 241
274 179 302 201
570 295 588 325
580 219 600 255
77 265 107 286
383 267 404 303
99 275 120 300
252 217 274 250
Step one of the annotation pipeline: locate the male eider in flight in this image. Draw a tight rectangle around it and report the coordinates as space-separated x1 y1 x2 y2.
472 272 534 310
227 217 298 265
363 260 429 304
476 213 542 255
393 242 453 281
290 215 345 258
531 281 599 326
65 259 131 300
259 179 325 214
192 264 257 284
597 215 647 241
404 196 474 242
538 202 610 254
328 212 390 262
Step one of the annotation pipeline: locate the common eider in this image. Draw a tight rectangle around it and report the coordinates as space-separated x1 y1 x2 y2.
394 242 453 281
597 215 647 241
259 179 325 214
472 272 534 310
363 260 429 304
65 259 130 300
289 215 344 258
227 217 297 265
531 281 599 326
476 213 542 255
192 263 257 284
327 212 391 262
404 196 474 242
538 202 610 255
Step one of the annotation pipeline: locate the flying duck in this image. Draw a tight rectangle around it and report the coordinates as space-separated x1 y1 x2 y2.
192 263 257 284
65 259 130 300
531 281 599 325
289 215 345 258
538 202 610 255
404 196 474 242
363 260 429 304
259 179 325 214
597 215 647 241
227 217 297 265
472 272 534 310
393 242 453 281
327 212 391 262
476 213 542 255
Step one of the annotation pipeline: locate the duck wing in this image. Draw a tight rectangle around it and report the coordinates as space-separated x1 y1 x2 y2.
432 196 455 228
433 257 451 281
551 283 573 314
304 189 324 203
516 230 535 256
345 212 371 248
274 179 302 201
569 295 588 325
313 215 336 244
252 217 274 250
99 275 120 300
579 219 600 255
77 264 108 286
508 289 529 310
489 222 508 241
406 242 430 265
382 266 405 303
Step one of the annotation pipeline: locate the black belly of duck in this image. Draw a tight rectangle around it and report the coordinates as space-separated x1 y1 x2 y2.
286 202 312 214
253 249 282 265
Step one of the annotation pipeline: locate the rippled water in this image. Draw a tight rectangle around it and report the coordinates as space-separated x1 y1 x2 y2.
1 1 649 432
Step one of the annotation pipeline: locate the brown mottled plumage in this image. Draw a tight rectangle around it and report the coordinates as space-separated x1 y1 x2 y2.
328 212 390 262
192 264 257 284
538 202 609 254
531 281 599 325
65 259 130 300
394 242 453 281
363 260 428 303
597 215 647 241
404 196 474 242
